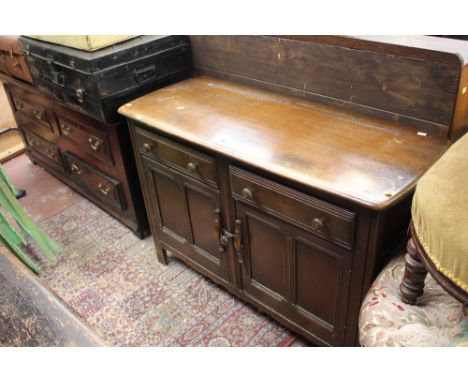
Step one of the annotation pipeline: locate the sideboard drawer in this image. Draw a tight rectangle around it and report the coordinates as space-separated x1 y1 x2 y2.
230 166 356 250
64 153 125 211
23 128 62 167
134 126 218 187
56 112 113 165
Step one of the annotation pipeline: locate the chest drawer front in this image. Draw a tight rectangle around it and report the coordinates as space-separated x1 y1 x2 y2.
23 128 62 166
64 153 125 211
230 166 356 250
57 113 113 164
134 126 218 187
10 92 53 130
0 53 33 83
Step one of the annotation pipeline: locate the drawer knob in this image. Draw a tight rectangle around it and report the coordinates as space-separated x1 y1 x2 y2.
98 183 111 196
34 110 44 120
12 60 21 69
88 136 102 151
187 161 198 173
241 187 254 199
71 164 82 175
61 123 72 135
142 143 153 152
29 139 36 147
15 101 24 110
311 217 325 231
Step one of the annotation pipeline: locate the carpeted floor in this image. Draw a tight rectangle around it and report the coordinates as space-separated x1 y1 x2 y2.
4 155 307 346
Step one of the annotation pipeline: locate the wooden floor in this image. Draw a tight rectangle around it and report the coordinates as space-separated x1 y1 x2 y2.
0 248 107 346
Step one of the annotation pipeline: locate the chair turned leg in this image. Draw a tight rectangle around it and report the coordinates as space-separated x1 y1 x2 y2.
399 237 428 305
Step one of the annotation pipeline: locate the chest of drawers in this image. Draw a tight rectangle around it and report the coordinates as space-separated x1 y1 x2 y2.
120 77 449 345
2 74 148 237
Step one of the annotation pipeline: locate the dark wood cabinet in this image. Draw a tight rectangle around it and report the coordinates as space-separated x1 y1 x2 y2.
1 74 149 237
130 123 361 346
232 169 353 345
141 156 229 280
121 76 450 346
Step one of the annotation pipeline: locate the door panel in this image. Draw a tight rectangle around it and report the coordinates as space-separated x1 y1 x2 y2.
142 156 228 280
154 168 187 239
186 185 220 260
245 212 288 300
295 237 341 326
236 201 351 344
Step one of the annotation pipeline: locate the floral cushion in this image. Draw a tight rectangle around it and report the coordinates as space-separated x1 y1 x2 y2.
359 254 467 347
450 320 468 347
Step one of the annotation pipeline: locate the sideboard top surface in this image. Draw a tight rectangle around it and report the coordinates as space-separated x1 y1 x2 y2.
119 76 450 210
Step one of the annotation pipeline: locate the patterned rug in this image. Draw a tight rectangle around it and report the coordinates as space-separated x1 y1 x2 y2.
31 199 300 346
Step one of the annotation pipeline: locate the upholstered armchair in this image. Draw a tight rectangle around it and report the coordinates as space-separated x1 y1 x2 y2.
399 132 468 306
359 133 468 346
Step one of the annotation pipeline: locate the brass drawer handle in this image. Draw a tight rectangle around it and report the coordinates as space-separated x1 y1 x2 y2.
241 187 254 199
71 164 82 175
34 110 44 120
29 138 36 147
14 100 24 110
98 183 111 196
187 161 198 173
45 149 55 159
12 60 21 68
88 136 102 151
142 142 153 152
60 122 72 135
311 217 325 231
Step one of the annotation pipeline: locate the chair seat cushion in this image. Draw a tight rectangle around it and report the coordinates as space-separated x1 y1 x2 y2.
359 255 467 347
450 319 468 346
412 132 468 294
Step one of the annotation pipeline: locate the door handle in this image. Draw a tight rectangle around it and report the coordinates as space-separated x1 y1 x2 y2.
234 219 244 264
214 208 222 239
214 208 235 253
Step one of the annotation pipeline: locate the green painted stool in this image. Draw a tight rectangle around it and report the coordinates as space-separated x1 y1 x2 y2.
400 133 468 305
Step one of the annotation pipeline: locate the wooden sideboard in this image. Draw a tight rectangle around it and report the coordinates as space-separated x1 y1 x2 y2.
119 76 449 346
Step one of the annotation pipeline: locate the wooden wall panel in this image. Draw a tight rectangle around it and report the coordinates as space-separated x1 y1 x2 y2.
190 35 462 136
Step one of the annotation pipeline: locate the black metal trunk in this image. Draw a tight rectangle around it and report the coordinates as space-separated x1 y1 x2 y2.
19 35 192 123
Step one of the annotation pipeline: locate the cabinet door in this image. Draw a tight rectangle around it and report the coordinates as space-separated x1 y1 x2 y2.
235 202 352 345
142 156 229 280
